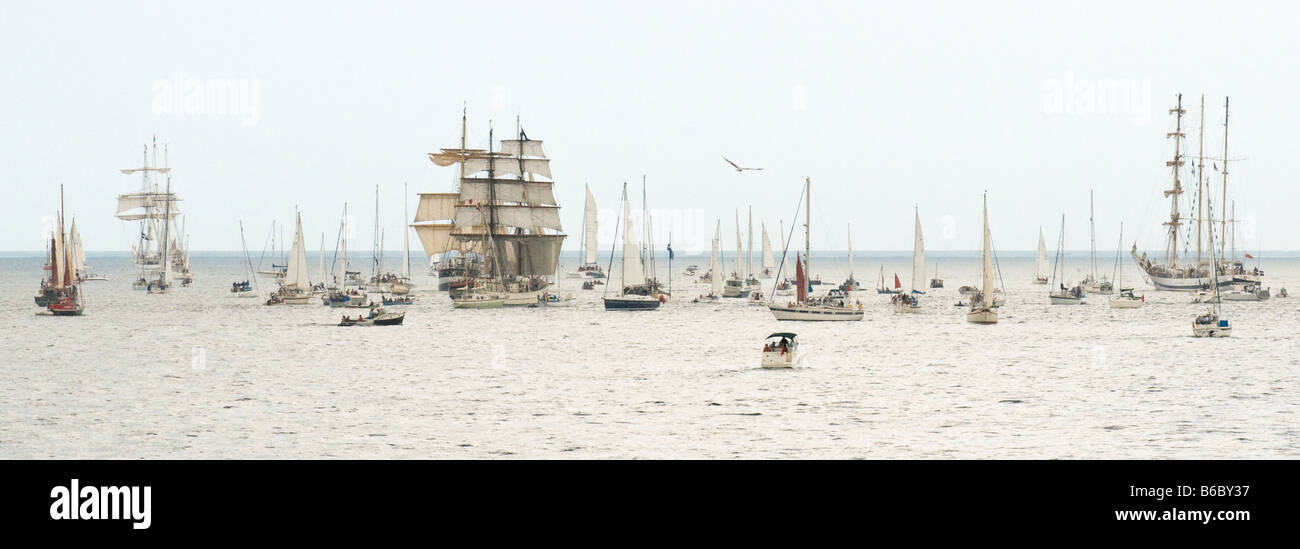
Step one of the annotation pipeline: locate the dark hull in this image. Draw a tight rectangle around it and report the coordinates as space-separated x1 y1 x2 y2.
603 298 661 310
373 314 405 325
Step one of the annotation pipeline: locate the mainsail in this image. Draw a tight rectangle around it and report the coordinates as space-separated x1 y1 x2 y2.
411 192 462 260
710 221 723 296
981 195 994 301
1035 228 1050 280
583 184 599 265
621 192 645 286
912 209 925 293
761 224 774 273
285 212 310 289
734 212 743 277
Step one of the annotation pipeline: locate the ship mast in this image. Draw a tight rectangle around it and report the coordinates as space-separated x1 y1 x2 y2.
1163 95 1186 268
1089 189 1097 282
1220 97 1230 265
804 177 811 285
1194 95 1207 268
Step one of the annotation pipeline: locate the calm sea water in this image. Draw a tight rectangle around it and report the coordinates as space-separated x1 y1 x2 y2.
2 251 1297 458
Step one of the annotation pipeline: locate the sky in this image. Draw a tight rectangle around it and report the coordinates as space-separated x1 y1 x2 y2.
1 0 1296 255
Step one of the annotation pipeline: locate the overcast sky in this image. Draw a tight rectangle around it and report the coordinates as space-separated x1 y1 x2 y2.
2 0 1295 255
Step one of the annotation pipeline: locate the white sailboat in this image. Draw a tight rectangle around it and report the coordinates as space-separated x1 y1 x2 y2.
769 177 863 321
841 224 861 292
578 183 605 278
760 223 775 278
1109 222 1145 308
745 207 760 290
892 207 924 313
723 211 748 298
604 182 662 310
1193 190 1231 337
1048 214 1086 304
1080 190 1112 294
694 221 724 303
266 211 312 305
1033 228 1050 284
966 193 998 324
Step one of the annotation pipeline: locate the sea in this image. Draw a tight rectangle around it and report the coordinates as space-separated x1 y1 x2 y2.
2 250 1297 459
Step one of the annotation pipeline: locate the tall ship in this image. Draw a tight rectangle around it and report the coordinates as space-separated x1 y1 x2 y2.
115 137 190 290
1131 95 1234 291
419 109 565 305
411 108 484 291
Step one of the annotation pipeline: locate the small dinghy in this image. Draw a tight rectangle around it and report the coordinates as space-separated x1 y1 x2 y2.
533 292 575 307
381 294 415 306
761 333 800 369
339 306 405 326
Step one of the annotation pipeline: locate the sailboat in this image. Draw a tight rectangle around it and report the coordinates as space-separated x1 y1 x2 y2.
231 221 260 297
1109 222 1144 308
1049 215 1085 304
265 211 312 305
413 107 485 290
387 182 415 296
723 212 749 298
693 221 724 303
438 117 565 306
768 177 863 321
744 208 761 290
841 224 861 292
145 172 178 294
311 233 327 294
1132 94 1230 291
892 207 925 313
966 193 998 324
67 220 104 282
1080 190 1112 294
604 182 662 310
929 263 943 288
1193 189 1231 337
760 223 776 278
875 266 900 295
577 184 605 278
40 185 85 316
1033 228 1050 284
115 137 180 291
1215 99 1265 287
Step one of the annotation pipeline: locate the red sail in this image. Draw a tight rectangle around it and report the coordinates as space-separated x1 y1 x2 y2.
796 253 807 304
49 237 58 285
894 274 901 288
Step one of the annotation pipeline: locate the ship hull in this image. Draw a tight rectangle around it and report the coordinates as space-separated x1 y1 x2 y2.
603 297 661 310
768 305 863 321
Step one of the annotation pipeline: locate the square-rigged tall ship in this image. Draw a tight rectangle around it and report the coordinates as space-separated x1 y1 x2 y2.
1131 94 1244 291
414 109 565 305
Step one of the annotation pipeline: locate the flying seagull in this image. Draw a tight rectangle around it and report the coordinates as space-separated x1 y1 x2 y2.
723 156 763 172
